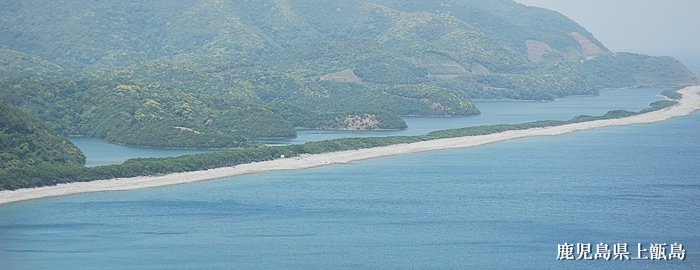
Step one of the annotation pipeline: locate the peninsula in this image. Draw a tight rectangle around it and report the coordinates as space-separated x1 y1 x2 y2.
1 85 697 205
2 0 699 199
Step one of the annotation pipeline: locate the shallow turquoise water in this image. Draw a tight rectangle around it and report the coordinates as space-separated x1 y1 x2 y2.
1 91 698 269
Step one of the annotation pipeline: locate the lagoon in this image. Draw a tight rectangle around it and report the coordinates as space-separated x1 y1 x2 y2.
70 88 667 165
1 87 697 269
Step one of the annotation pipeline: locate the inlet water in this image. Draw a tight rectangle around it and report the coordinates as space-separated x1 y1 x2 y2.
1 87 698 269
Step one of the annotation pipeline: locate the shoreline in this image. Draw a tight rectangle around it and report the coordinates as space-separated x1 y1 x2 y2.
2 86 699 206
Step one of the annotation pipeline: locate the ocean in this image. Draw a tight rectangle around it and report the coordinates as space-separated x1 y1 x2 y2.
1 87 698 269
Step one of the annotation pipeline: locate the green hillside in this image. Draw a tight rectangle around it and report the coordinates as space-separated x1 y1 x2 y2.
0 75 409 148
0 97 85 187
0 0 697 149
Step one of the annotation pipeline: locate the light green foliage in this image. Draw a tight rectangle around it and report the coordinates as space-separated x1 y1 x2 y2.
293 81 480 116
0 75 410 148
0 76 256 148
265 101 408 130
0 0 697 147
0 49 65 77
579 53 700 89
1 0 695 102
0 95 677 191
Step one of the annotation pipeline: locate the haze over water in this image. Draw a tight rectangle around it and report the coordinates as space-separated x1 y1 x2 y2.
2 87 699 269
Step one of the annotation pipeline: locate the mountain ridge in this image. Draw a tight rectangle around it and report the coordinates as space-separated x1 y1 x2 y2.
0 0 697 149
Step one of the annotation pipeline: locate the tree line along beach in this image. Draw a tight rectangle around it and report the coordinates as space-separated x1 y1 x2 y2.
1 85 698 206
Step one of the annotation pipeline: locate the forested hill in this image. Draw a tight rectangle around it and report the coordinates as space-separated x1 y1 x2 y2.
0 0 698 148
0 98 85 171
1 0 604 70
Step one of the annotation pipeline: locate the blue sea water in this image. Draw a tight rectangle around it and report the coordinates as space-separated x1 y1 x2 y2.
1 87 699 269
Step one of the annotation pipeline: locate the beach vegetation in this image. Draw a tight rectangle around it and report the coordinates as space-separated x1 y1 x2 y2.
1 0 697 146
0 95 683 191
0 0 697 189
661 89 683 100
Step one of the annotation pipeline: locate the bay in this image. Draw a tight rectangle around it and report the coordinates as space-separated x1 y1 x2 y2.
1 90 698 269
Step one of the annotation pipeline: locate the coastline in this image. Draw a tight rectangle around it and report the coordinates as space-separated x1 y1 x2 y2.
1 86 699 206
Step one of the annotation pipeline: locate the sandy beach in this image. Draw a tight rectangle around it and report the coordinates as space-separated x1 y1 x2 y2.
1 86 699 205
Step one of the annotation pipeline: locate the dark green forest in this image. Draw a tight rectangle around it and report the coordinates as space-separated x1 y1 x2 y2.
0 98 85 172
0 0 698 189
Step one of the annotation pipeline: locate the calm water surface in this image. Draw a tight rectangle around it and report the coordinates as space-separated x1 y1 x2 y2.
1 87 697 269
71 87 667 166
68 137 221 167
264 88 666 145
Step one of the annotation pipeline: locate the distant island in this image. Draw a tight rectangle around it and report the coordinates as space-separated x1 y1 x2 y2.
0 0 699 192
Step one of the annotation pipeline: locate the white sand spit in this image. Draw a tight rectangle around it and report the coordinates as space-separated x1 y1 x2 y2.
2 86 699 205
